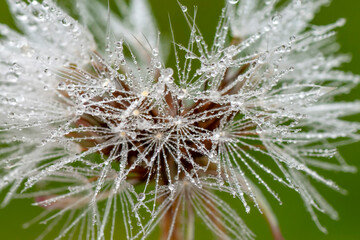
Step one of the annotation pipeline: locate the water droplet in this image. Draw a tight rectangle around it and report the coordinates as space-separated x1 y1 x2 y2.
5 72 18 83
181 5 187 12
152 48 159 56
294 0 302 7
256 128 263 134
159 68 174 83
57 82 66 90
42 1 49 9
61 18 70 26
155 61 162 69
301 45 309 52
275 45 286 53
8 98 16 105
44 68 52 76
119 74 126 81
271 14 281 25
138 193 145 201
102 78 111 87
228 0 239 4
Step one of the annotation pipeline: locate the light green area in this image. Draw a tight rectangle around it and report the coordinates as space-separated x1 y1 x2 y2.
0 0 359 239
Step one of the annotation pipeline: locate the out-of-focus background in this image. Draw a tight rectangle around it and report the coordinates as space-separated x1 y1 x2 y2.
0 0 359 239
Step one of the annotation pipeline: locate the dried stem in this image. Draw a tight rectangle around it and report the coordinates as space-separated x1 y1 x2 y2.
160 198 183 240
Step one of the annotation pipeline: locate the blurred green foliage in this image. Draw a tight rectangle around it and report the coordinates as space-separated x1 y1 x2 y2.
0 0 359 239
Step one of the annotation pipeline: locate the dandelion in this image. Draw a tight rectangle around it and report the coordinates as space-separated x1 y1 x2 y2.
0 0 359 239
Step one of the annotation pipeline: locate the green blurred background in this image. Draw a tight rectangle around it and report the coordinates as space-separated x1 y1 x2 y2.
0 0 359 239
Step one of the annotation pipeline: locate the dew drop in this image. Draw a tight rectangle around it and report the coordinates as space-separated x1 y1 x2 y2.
44 68 52 76
159 68 174 82
275 45 286 53
152 48 159 56
42 1 49 9
181 5 187 12
228 0 239 4
138 193 145 201
294 0 302 7
57 82 66 90
8 98 16 105
195 35 201 42
271 14 281 25
301 45 309 52
5 72 18 83
155 61 162 69
119 74 126 81
61 17 70 26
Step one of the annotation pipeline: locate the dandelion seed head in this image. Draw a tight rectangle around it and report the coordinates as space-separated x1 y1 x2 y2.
154 132 163 140
141 90 149 97
0 0 359 239
132 109 140 116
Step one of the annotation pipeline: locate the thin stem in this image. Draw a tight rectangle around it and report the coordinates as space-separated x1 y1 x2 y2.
249 182 285 240
186 202 195 240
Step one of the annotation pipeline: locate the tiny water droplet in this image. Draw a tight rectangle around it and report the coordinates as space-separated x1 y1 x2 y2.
61 18 70 26
5 72 18 83
271 14 281 25
57 82 66 90
294 0 302 7
181 5 187 12
138 193 145 201
152 48 159 56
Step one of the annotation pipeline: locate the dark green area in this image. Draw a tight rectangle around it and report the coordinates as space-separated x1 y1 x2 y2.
0 0 359 239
